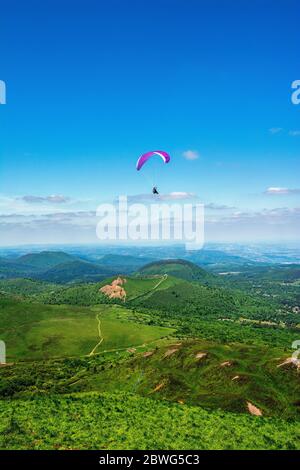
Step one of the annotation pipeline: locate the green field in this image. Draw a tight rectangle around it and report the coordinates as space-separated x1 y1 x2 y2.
0 297 175 360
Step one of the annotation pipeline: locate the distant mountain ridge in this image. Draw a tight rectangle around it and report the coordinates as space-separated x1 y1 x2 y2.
98 254 156 273
0 251 120 283
185 249 255 269
17 251 76 269
0 251 159 282
38 260 117 283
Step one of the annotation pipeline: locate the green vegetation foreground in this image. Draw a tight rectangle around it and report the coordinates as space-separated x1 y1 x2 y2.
0 392 299 450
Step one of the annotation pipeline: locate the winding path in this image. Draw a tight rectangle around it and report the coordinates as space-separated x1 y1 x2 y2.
88 313 103 356
129 274 168 302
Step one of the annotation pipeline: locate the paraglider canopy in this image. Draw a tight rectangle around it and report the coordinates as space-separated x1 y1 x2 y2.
136 151 171 171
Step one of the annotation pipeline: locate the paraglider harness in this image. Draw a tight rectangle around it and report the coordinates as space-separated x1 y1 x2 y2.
152 186 159 195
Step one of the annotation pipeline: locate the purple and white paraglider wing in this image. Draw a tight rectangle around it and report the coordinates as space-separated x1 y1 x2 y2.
136 151 171 171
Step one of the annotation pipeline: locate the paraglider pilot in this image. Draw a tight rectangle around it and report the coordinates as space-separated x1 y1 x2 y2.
152 186 159 195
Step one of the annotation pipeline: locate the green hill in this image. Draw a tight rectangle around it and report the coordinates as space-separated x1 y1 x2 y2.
17 251 76 269
138 259 215 283
37 273 273 327
100 275 178 300
80 339 300 419
99 254 156 273
0 278 60 297
38 260 117 283
0 250 122 284
8 271 290 348
39 275 179 305
0 259 37 279
0 251 79 280
130 274 239 318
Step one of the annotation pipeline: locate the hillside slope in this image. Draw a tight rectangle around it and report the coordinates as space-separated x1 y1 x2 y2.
81 339 300 419
0 278 61 297
99 254 156 273
37 260 117 283
138 259 214 283
0 259 37 279
0 251 80 280
17 251 76 269
1 336 299 420
0 392 299 450
130 275 239 318
40 275 180 305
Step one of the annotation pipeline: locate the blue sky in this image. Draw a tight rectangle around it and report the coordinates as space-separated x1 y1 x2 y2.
0 0 299 245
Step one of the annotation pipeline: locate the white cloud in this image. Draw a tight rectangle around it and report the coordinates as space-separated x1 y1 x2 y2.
21 194 70 204
182 150 199 160
269 128 283 134
0 194 94 216
126 192 197 203
0 211 98 246
1 205 300 245
265 187 300 195
268 128 300 137
159 192 197 200
289 130 300 136
205 203 236 210
215 207 300 224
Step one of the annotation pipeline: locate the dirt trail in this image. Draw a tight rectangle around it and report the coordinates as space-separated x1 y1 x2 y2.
153 274 168 289
88 313 103 356
129 274 168 302
89 336 169 357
